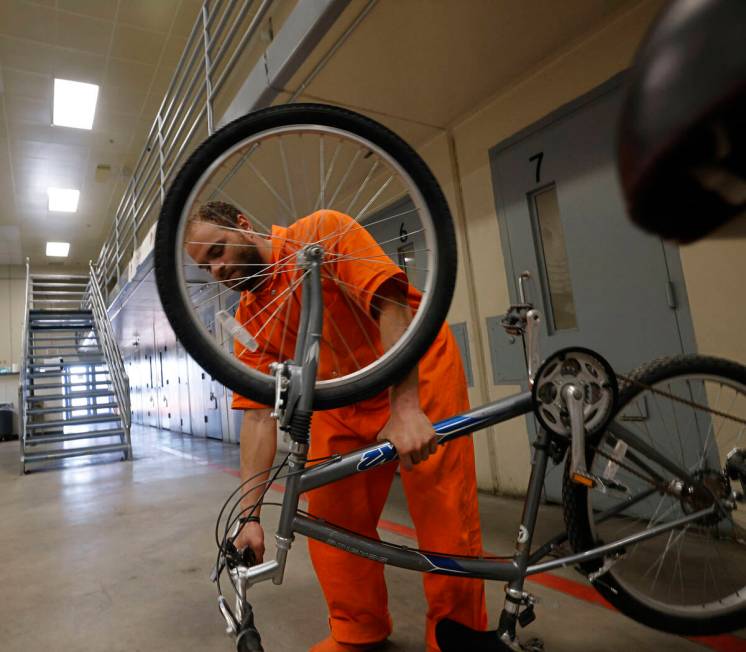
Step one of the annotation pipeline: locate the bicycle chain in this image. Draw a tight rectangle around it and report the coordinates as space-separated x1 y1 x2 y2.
587 444 665 491
616 373 746 427
588 372 745 503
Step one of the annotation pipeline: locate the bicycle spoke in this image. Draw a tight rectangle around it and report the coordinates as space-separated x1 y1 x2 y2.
586 366 746 616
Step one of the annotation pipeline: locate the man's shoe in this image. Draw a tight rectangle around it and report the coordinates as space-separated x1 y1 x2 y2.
309 635 387 651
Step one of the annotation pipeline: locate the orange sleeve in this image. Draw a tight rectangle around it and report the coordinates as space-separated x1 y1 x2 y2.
316 210 408 316
230 299 273 410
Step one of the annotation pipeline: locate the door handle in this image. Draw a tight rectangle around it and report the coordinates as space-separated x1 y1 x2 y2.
209 391 218 409
518 271 532 305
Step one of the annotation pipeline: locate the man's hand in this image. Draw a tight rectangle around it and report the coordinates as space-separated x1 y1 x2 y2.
234 521 265 564
377 404 438 471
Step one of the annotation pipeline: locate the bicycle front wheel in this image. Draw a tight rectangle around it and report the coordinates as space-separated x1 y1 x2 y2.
155 104 456 409
563 355 746 635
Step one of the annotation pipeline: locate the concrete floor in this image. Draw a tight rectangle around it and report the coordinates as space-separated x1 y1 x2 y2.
1 425 745 652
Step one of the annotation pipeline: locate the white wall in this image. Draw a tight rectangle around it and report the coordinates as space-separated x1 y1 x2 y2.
0 265 27 413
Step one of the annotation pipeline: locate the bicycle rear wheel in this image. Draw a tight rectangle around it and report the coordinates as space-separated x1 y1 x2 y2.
563 355 746 635
155 104 456 409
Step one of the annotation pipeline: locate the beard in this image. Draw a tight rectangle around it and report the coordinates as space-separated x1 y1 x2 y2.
225 244 269 293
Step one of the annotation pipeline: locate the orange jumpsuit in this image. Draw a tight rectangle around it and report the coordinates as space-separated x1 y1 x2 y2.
232 211 486 650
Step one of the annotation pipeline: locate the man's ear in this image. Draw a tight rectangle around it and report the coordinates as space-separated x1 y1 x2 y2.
236 213 253 232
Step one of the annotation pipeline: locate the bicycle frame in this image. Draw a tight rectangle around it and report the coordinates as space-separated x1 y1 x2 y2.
229 249 717 620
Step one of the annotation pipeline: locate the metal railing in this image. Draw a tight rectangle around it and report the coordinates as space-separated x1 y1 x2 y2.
94 0 280 300
18 258 31 473
84 262 133 459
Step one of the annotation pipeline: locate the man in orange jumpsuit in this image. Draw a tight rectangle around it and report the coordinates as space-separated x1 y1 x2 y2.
186 201 486 651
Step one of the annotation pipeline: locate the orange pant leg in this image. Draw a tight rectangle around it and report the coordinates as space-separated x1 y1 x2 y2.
306 407 396 645
405 356 488 651
306 388 487 651
399 435 487 651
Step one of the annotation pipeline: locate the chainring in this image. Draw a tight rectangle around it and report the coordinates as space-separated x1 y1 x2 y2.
532 347 618 437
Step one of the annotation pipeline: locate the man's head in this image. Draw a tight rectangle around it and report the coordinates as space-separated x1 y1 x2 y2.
185 201 272 292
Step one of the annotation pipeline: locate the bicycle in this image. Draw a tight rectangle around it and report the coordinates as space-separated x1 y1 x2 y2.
154 102 746 651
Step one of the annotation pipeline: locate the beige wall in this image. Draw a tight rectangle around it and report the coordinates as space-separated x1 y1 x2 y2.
412 0 667 494
0 265 27 413
680 235 746 364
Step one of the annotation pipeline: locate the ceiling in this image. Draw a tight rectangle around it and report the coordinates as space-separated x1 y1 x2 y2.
0 0 637 273
0 0 203 267
283 0 633 149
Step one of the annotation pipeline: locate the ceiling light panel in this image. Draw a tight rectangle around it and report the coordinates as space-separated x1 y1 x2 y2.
53 79 99 130
46 242 70 257
47 187 80 212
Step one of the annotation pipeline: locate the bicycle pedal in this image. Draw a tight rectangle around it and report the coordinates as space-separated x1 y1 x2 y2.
570 471 596 488
594 476 629 495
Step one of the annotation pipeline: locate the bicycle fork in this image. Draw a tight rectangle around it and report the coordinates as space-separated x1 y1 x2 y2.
496 429 550 651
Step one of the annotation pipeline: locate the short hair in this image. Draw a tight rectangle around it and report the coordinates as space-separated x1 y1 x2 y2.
190 200 241 231
185 201 255 241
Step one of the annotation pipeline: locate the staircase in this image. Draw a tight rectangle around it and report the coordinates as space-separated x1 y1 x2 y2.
19 263 132 473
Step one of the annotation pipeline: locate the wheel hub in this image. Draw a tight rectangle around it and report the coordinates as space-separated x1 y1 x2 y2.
680 469 732 526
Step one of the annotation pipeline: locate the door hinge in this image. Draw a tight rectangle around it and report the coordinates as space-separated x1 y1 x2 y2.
666 281 677 309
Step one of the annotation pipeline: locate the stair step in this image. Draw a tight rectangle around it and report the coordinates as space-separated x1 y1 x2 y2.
31 301 86 307
27 370 110 380
23 442 129 464
26 402 119 416
28 360 105 372
30 308 92 315
27 414 121 430
32 282 87 288
32 289 86 295
25 428 125 446
30 334 97 341
29 321 93 332
26 389 115 402
31 273 89 279
28 355 104 364
30 345 101 352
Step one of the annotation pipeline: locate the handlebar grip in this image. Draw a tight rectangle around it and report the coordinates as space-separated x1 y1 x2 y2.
236 628 263 652
235 603 263 652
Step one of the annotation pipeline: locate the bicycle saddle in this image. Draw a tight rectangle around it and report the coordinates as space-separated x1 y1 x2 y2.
618 0 746 243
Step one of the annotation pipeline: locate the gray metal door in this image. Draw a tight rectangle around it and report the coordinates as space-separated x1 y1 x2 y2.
175 343 192 434
490 77 696 500
145 353 159 428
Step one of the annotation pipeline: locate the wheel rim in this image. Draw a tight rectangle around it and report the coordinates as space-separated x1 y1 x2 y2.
169 119 444 403
587 371 746 619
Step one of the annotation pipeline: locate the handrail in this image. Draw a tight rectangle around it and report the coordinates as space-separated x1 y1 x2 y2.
84 262 133 459
18 257 31 474
93 0 281 300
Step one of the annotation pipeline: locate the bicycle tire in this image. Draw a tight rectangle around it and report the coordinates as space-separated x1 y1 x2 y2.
155 103 456 409
562 354 746 635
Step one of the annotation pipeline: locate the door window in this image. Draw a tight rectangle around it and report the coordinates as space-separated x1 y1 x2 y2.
529 183 577 333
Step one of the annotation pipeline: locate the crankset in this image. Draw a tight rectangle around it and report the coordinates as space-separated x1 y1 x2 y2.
532 347 618 488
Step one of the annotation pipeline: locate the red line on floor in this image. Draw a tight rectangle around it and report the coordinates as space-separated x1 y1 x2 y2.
526 571 612 610
207 456 745 652
691 637 746 652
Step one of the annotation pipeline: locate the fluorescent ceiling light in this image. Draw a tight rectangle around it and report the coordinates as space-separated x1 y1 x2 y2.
48 188 80 212
46 242 70 257
53 78 99 129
